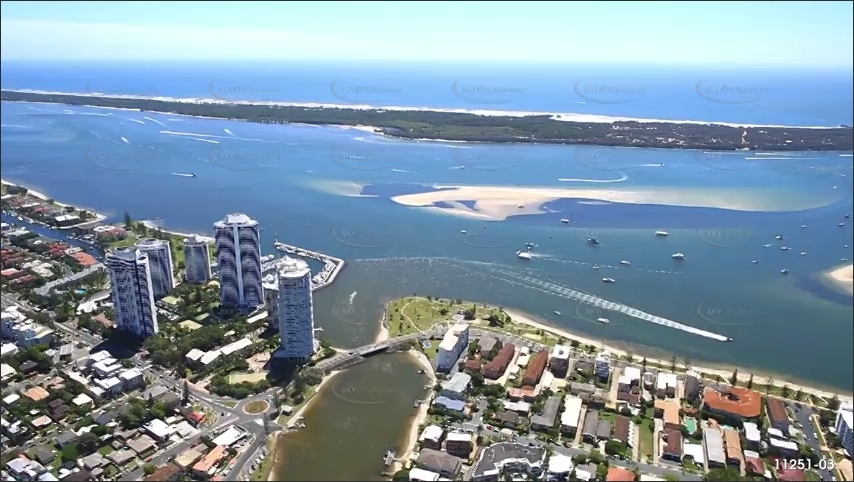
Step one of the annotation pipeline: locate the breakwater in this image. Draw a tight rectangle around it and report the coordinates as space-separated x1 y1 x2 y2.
272 242 345 291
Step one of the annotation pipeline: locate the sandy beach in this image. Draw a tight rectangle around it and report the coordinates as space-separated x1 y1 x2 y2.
503 308 853 402
388 185 829 221
1 179 107 225
824 264 853 296
393 349 435 473
138 219 215 242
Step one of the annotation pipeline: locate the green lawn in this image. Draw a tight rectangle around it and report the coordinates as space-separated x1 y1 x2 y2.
638 418 655 460
109 236 140 249
98 445 114 456
227 371 269 384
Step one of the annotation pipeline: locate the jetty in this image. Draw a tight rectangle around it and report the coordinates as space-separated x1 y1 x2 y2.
272 242 345 291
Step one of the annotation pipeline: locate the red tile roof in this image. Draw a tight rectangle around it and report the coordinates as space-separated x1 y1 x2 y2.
521 350 548 386
745 455 765 475
703 386 761 418
482 343 515 379
766 397 790 426
606 466 636 481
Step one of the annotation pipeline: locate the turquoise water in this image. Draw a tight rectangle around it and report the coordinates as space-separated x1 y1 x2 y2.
1 100 852 390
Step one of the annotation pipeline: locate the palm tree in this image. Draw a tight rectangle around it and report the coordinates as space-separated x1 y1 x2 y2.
781 384 791 399
794 387 803 401
765 376 775 394
669 355 677 372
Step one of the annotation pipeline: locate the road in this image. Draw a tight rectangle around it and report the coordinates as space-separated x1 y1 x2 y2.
789 401 835 481
34 263 105 296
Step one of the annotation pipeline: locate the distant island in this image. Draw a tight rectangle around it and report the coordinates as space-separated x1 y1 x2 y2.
3 89 853 151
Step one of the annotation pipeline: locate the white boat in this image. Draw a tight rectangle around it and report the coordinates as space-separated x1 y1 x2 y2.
781 269 789 274
597 317 610 324
752 259 759 264
460 230 467 234
16 216 23 222
801 225 807 229
602 277 616 283
655 231 669 236
846 213 851 219
517 204 525 209
517 251 533 260
671 253 685 260
620 260 631 266
592 265 600 270
560 219 569 224
800 252 807 256
775 235 784 240
554 311 561 316
763 243 773 248
171 172 196 177
839 222 846 227
781 246 789 251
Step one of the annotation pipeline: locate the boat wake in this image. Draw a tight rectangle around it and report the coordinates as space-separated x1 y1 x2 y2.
558 171 628 183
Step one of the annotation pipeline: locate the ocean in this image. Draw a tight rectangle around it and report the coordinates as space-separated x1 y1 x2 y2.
0 62 852 393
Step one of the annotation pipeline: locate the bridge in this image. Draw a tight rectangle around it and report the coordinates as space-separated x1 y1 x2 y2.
315 329 440 372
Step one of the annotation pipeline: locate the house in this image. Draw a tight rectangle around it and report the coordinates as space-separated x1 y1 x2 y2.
19 360 39 374
546 454 574 479
766 397 791 432
742 421 761 450
463 360 482 374
7 456 47 480
531 396 561 432
144 463 182 482
743 450 765 476
55 431 78 448
440 373 471 400
606 466 637 481
193 445 227 478
128 435 158 456
574 360 594 375
416 448 462 479
143 419 172 441
24 386 49 401
476 337 497 354
482 343 515 380
654 399 681 431
718 427 742 468
549 345 571 377
769 438 799 458
434 396 466 415
613 415 635 446
445 432 475 458
596 419 613 441
409 467 440 481
108 449 136 466
80 453 107 471
495 410 527 430
655 372 677 398
685 373 701 401
560 395 583 436
703 427 726 469
174 447 205 470
471 442 546 481
33 447 56 466
702 387 761 421
521 350 549 387
582 410 601 443
661 429 683 462
568 382 596 396
418 425 444 450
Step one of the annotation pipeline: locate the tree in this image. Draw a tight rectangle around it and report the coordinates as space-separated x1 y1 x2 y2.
828 395 841 411
604 440 626 456
765 376 774 393
747 373 754 389
794 387 803 401
704 467 744 481
729 369 738 386
78 432 100 454
143 464 156 476
124 211 133 228
641 356 647 369
781 384 791 398
669 355 677 371
182 380 190 404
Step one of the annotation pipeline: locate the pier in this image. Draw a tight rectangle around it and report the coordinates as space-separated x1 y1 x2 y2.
272 242 345 292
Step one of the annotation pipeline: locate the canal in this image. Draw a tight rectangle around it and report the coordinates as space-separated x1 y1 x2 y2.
1 213 105 258
272 352 431 481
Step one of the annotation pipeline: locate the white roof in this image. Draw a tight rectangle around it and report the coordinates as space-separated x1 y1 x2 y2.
502 400 531 413
144 418 173 439
551 345 570 360
94 377 122 390
2 393 21 405
211 426 246 447
547 454 574 474
1 343 18 356
200 350 222 365
561 396 583 428
622 366 641 381
446 431 472 442
769 437 798 451
419 425 443 442
88 351 112 364
703 428 725 464
72 393 93 406
639 475 665 481
767 427 785 439
438 330 460 352
656 371 678 389
245 311 268 324
743 422 761 442
409 468 440 482
221 337 252 356
119 368 143 380
840 409 854 427
0 363 16 378
516 354 530 367
684 442 705 464
185 348 205 361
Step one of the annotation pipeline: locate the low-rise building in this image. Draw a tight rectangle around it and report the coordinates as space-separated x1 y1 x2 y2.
471 442 546 481
143 463 182 482
434 396 466 415
416 448 462 479
766 397 791 432
661 429 683 462
549 345 570 377
143 419 172 441
418 425 444 450
521 350 549 387
742 421 761 450
769 438 799 458
128 435 158 456
722 427 743 468
702 387 761 421
192 445 227 478
440 373 471 400
174 447 205 470
655 372 677 398
582 410 601 443
560 395 583 436
445 431 475 458
593 352 611 380
654 399 681 431
93 377 122 396
118 368 144 390
606 467 636 481
502 400 531 414
613 415 635 446
703 427 726 469
482 343 515 380
531 396 561 432
409 468 440 482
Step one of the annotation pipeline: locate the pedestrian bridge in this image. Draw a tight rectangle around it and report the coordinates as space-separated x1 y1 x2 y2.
315 331 435 372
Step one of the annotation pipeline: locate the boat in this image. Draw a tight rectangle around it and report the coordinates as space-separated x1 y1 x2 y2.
517 204 525 209
460 230 467 235
525 242 536 248
597 318 610 324
602 277 616 283
587 238 600 245
801 225 807 229
671 253 685 260
655 231 669 237
383 450 397 465
592 265 600 270
554 311 562 316
846 213 851 219
800 252 807 256
839 222 846 227
781 246 789 251
517 251 533 260
413 400 421 408
763 243 772 248
752 259 759 264
775 235 784 240
781 269 789 274
16 216 23 222
726 337 733 342
560 219 570 224
171 172 196 177
620 260 631 266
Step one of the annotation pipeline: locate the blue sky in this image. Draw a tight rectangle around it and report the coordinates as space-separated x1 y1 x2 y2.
1 1 852 67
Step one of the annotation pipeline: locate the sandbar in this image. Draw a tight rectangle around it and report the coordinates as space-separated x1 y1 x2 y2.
823 264 854 297
389 184 830 221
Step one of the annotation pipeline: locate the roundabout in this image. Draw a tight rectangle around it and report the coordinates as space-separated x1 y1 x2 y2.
243 400 271 415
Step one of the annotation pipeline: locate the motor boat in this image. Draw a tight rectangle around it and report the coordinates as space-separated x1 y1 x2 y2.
775 235 784 240
620 260 631 266
554 311 561 316
800 252 807 256
781 269 789 274
752 258 759 264
602 277 616 283
839 222 846 227
517 251 533 260
655 231 669 237
781 246 790 251
671 253 685 260
460 230 467 234
560 219 570 224
588 238 600 245
597 318 610 324
801 225 807 229
846 213 851 219
592 265 600 270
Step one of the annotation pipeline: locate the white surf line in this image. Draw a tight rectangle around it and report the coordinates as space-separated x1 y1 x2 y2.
124 118 145 125
349 291 357 304
559 172 628 183
489 267 731 342
0 124 32 128
144 116 167 127
744 157 823 160
159 130 262 141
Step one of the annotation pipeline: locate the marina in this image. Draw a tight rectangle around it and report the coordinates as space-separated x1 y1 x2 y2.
272 241 345 291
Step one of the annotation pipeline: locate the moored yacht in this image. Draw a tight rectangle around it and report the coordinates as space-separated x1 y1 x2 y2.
517 251 533 260
560 219 569 224
587 238 600 245
655 231 669 236
775 235 784 240
752 258 759 264
602 277 616 283
671 253 685 260
554 311 561 316
781 268 789 274
620 260 631 266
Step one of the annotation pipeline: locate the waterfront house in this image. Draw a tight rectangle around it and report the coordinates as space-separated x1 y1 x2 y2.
440 372 471 400
444 431 475 458
703 426 726 469
766 397 792 432
660 429 683 462
416 449 462 479
702 387 761 422
418 425 444 450
531 396 561 432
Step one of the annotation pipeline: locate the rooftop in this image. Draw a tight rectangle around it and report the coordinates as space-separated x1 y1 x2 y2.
472 442 546 479
606 466 637 481
703 386 762 418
